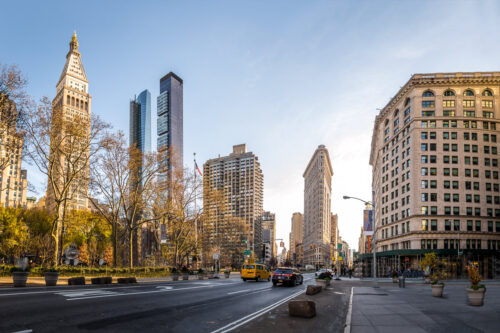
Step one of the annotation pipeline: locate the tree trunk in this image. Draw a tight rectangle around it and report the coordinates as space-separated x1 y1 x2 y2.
112 221 118 267
129 228 134 268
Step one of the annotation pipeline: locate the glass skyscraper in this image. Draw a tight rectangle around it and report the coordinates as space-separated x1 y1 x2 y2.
157 72 183 175
130 89 152 153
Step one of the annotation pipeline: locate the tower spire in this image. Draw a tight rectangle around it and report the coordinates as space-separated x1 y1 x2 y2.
70 30 79 52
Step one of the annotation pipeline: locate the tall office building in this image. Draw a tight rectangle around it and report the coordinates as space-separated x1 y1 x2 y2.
303 145 333 268
261 211 276 259
130 89 151 153
46 32 91 212
289 212 303 263
0 97 28 208
369 72 500 278
157 72 183 177
202 144 264 266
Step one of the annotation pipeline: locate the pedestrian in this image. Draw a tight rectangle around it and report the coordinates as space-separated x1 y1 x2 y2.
349 269 352 279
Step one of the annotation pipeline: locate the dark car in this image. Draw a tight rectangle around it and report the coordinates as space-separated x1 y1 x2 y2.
272 267 303 287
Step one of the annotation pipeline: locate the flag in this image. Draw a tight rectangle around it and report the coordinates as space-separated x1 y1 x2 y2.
194 160 203 177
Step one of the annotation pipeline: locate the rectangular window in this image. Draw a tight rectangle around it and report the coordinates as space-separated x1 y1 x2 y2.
443 110 455 116
422 219 428 231
467 220 473 231
483 111 494 118
464 111 476 117
431 220 437 231
445 220 451 231
422 111 435 117
463 100 475 107
422 101 435 108
482 100 493 108
454 220 460 231
475 221 481 231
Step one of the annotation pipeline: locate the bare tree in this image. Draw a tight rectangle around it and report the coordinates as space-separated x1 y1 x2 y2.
155 168 202 268
120 147 164 268
89 131 129 267
21 97 109 266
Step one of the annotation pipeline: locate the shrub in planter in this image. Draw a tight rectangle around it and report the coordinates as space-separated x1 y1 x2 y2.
467 264 486 306
43 267 60 286
197 268 205 280
171 267 179 281
315 271 332 288
224 269 231 278
422 253 448 297
11 266 30 287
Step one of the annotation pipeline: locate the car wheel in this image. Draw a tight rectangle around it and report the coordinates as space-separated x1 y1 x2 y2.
256 276 260 282
267 276 270 282
300 277 303 285
272 282 277 287
243 278 247 282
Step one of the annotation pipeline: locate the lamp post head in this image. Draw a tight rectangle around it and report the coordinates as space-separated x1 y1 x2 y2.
343 196 350 200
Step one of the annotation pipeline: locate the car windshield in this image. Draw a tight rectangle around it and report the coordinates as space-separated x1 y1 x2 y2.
243 265 255 269
274 269 293 274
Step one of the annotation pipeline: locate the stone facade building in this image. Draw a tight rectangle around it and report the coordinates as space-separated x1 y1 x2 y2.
369 72 500 278
303 145 333 268
261 211 276 260
289 212 303 265
46 32 91 212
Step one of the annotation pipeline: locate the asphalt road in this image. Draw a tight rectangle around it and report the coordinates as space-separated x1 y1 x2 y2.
0 273 316 333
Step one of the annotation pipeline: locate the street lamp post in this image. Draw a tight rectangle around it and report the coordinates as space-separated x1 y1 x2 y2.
343 195 379 288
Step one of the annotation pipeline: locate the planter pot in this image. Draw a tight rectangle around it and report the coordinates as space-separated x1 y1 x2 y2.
198 274 204 280
182 273 189 280
12 272 30 287
208 273 215 279
467 288 485 306
44 272 60 286
392 277 398 283
315 279 328 289
224 272 230 278
172 274 179 281
425 277 431 284
431 284 444 297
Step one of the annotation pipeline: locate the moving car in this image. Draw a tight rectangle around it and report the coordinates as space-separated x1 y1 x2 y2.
272 267 303 287
241 262 271 282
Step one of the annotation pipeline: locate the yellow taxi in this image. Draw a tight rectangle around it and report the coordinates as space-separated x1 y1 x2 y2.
241 261 271 282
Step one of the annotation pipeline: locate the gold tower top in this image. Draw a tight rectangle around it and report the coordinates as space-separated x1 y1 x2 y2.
70 30 79 51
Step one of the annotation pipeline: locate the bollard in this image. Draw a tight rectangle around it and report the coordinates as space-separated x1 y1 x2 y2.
398 276 405 288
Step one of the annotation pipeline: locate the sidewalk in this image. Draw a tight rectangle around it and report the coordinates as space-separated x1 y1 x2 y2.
351 284 500 333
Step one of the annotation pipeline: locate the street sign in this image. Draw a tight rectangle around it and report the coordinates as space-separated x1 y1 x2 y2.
244 250 251 256
213 253 219 260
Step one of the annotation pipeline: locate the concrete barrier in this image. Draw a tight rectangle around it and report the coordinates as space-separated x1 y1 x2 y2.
288 300 316 318
306 285 322 295
68 277 85 285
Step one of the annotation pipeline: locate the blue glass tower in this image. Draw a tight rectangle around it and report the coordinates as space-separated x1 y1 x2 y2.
130 89 152 153
157 72 183 175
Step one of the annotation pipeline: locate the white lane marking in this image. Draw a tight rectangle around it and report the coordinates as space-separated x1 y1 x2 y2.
156 286 174 290
12 330 33 333
55 289 118 298
334 291 345 294
66 285 213 301
211 288 305 333
344 287 354 333
227 289 250 295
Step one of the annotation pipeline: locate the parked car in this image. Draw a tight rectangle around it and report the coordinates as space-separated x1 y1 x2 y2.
272 267 303 287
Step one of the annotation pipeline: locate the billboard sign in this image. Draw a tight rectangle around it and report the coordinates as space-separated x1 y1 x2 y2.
160 224 167 244
363 209 374 236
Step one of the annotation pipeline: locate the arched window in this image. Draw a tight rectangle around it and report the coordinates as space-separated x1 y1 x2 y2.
394 109 399 117
71 97 75 106
422 90 434 97
404 98 411 106
444 90 455 97
76 99 80 108
85 102 88 111
66 95 70 104
384 119 389 126
464 89 474 96
482 89 493 96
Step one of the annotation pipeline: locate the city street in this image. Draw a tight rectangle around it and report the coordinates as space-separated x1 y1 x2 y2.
0 273 315 332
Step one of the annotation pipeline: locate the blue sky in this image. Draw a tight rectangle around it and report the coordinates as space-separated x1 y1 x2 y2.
2 0 500 251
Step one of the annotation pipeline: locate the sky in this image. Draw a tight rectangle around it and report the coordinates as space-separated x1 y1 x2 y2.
1 0 500 252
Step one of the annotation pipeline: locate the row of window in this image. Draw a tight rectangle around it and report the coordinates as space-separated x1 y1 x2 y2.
421 120 498 129
420 239 499 250
422 99 494 109
421 206 500 217
422 89 493 97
